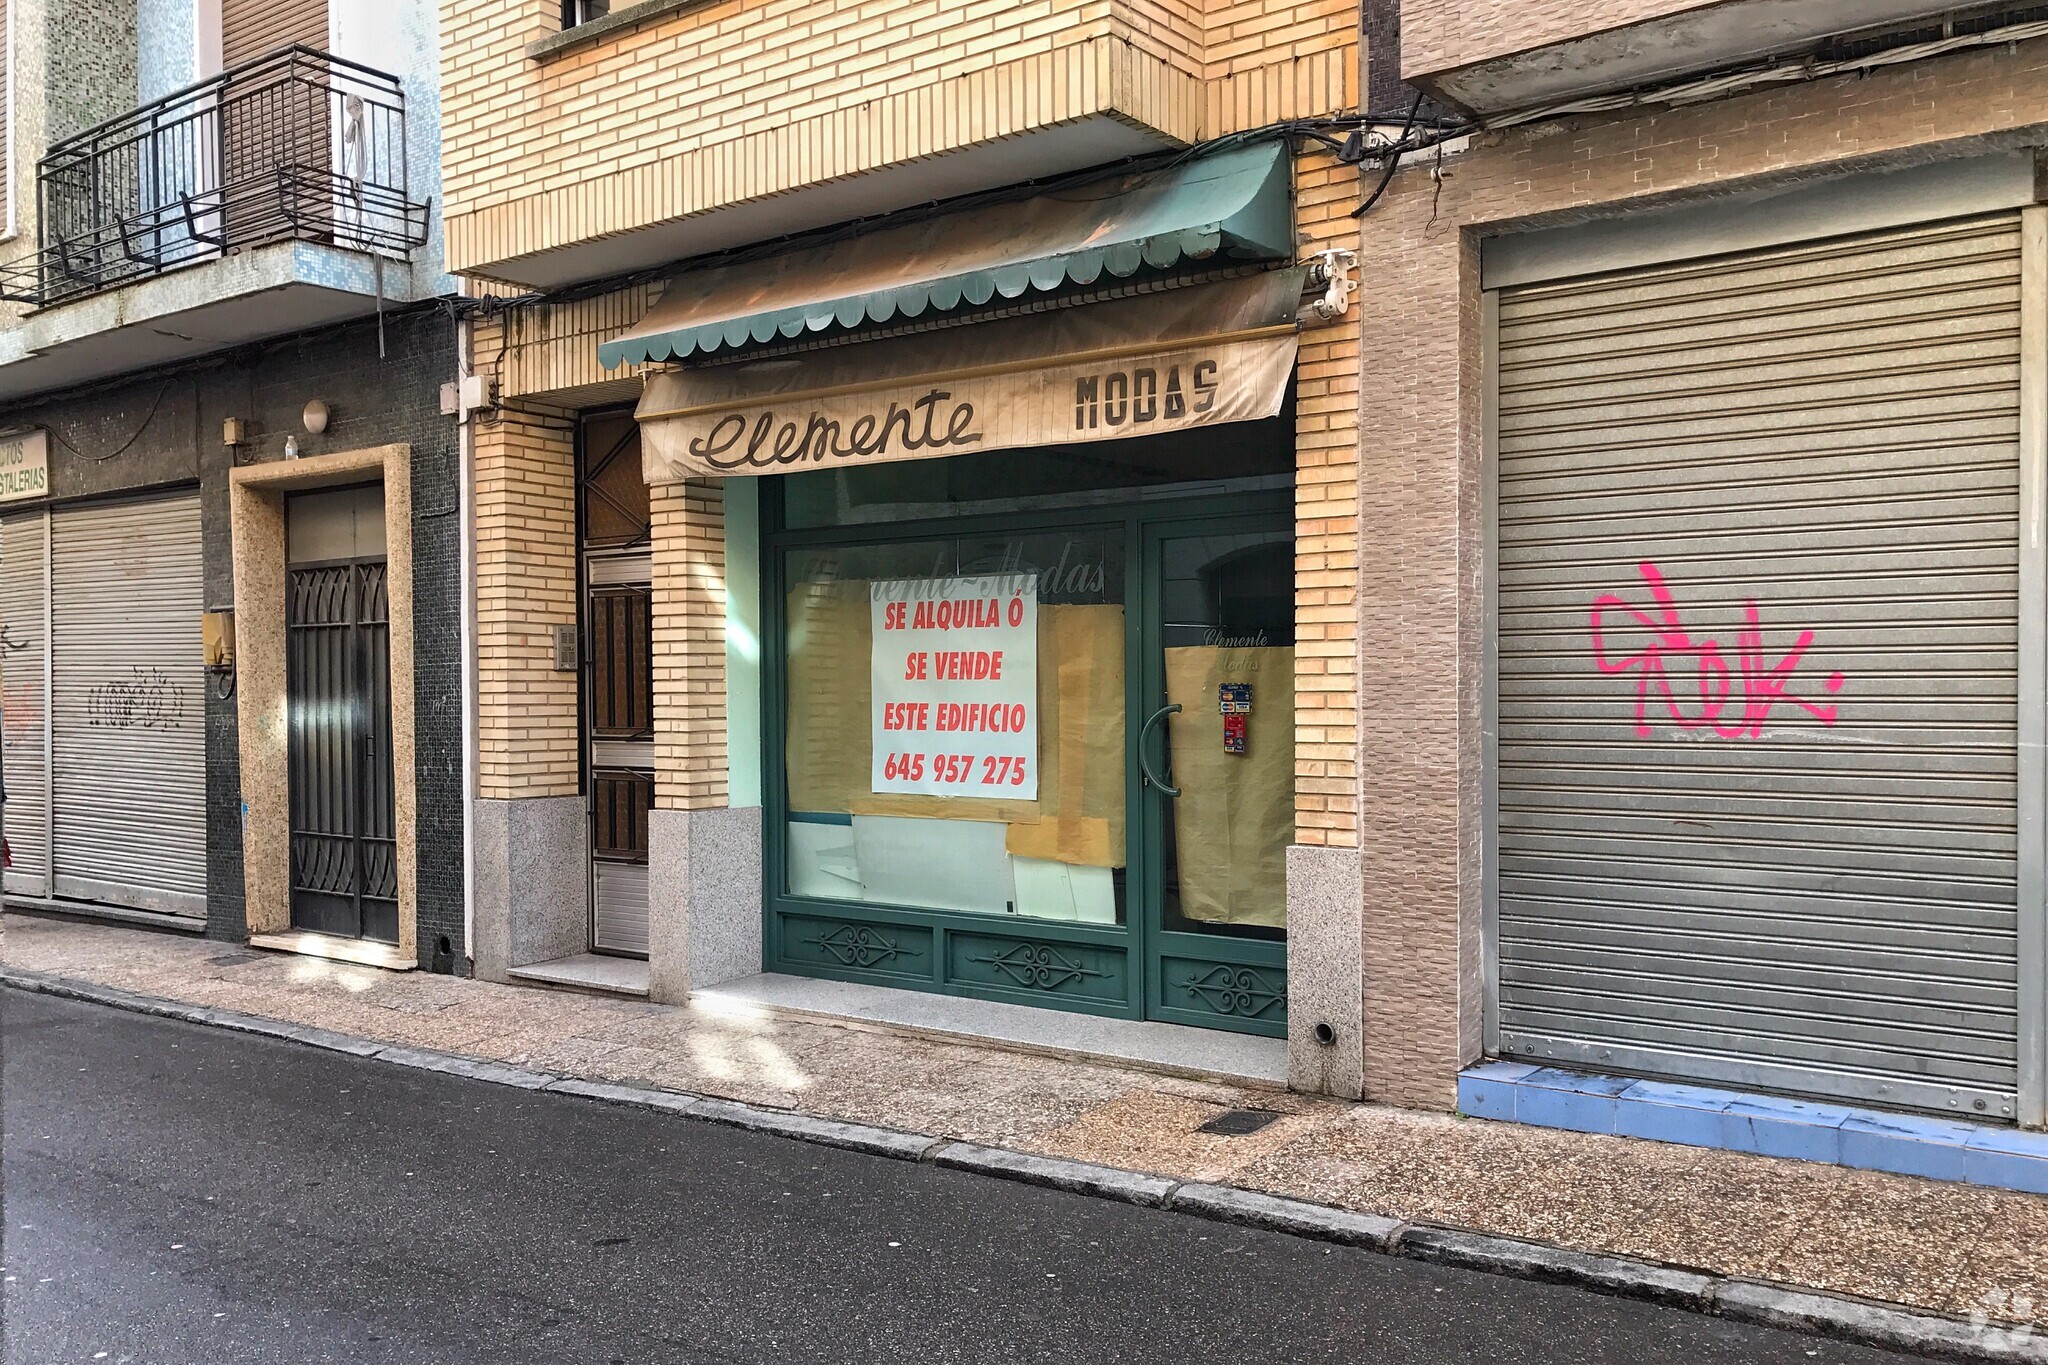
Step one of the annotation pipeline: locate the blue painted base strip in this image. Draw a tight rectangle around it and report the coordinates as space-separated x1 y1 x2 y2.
1458 1063 2048 1196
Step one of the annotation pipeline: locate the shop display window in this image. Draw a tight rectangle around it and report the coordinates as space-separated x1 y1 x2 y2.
782 529 1129 925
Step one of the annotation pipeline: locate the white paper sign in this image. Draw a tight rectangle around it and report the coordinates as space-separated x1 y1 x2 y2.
871 574 1038 799
0 430 49 504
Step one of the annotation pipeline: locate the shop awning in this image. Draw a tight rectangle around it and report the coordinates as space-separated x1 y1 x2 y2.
634 267 1304 481
597 141 1293 369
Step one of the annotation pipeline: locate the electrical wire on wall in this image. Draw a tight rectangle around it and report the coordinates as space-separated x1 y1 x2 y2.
1348 92 1426 220
43 377 179 463
1330 7 2048 223
1493 13 2048 130
0 303 445 448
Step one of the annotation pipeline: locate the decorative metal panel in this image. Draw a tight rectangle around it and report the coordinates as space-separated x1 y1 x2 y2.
1157 955 1288 1033
592 861 650 957
591 761 651 962
776 913 934 981
50 494 205 917
579 412 651 550
1493 215 2024 1119
948 931 1128 1006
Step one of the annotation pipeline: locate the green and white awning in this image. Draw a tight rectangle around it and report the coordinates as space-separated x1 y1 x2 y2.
597 140 1294 369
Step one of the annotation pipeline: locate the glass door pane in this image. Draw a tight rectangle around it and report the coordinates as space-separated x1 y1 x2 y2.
1141 518 1293 1033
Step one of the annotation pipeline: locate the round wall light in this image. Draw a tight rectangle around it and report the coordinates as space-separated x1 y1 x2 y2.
302 400 330 435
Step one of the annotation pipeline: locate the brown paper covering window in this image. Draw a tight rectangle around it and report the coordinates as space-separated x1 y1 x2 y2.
1163 645 1293 928
784 584 1126 868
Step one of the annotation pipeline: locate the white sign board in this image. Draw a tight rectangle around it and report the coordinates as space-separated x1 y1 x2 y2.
871 575 1038 799
0 430 49 503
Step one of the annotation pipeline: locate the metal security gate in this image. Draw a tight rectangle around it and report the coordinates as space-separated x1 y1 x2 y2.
579 409 653 958
588 572 652 955
51 494 206 917
287 559 398 942
1 509 50 896
1491 214 2024 1119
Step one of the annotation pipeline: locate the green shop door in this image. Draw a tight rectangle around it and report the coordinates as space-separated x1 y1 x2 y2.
767 492 1294 1036
1138 516 1293 1034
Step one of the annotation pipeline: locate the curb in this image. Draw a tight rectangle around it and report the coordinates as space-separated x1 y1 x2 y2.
7 965 2042 1364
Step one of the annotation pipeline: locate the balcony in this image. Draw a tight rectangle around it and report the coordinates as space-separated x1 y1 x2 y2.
1402 0 1973 116
0 46 437 400
3 46 427 307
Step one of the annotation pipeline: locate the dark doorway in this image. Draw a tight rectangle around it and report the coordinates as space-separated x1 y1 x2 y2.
286 486 397 943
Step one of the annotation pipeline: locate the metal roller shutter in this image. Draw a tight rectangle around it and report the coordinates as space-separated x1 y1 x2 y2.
1493 214 2023 1120
221 0 327 67
2 509 49 895
51 494 206 918
594 860 650 956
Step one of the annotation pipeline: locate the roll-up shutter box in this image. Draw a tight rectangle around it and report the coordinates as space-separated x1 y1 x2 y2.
1493 215 2023 1121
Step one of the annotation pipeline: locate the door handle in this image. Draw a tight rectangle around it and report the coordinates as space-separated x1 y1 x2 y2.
1139 703 1181 798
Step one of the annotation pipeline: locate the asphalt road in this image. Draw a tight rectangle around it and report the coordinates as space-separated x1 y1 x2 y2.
3 988 1925 1365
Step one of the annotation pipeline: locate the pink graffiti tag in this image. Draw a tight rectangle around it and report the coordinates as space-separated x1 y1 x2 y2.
1589 562 1845 741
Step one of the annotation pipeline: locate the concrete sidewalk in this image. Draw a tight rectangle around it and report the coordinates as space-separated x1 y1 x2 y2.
7 911 2047 1342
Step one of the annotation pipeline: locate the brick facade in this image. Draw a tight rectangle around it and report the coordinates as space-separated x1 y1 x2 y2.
455 0 1369 848
439 0 1357 278
650 479 727 812
1291 154 1361 850
1351 34 2048 1109
470 388 581 801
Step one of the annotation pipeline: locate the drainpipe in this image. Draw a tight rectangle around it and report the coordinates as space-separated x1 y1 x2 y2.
457 309 478 971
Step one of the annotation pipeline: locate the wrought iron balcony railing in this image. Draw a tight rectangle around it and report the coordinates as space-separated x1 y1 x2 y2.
0 46 430 309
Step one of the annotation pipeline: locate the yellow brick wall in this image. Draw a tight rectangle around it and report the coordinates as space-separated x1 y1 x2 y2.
472 389 582 800
650 479 729 811
1292 149 1359 850
495 286 659 406
443 0 1117 231
441 0 1356 276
